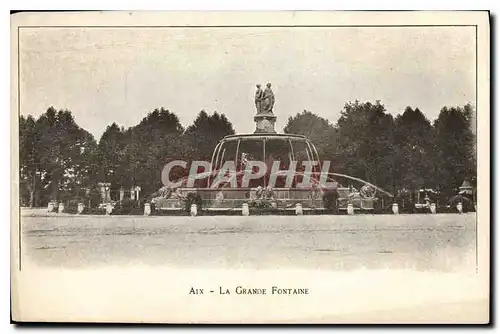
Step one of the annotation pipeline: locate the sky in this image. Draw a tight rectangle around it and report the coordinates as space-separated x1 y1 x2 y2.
19 26 476 140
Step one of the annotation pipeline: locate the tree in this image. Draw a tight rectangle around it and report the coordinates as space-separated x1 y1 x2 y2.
283 110 338 164
335 100 396 191
393 107 434 190
128 107 185 195
34 107 58 202
97 108 186 197
183 110 235 161
22 107 98 205
432 104 476 196
64 129 98 200
19 115 38 207
97 122 126 187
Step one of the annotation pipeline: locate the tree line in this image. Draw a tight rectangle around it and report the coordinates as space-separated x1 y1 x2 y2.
284 101 476 198
19 101 476 207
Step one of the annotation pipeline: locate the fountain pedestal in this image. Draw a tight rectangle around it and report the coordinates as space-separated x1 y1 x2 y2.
254 112 277 134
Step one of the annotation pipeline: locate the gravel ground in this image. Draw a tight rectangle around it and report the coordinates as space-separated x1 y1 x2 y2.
21 210 477 272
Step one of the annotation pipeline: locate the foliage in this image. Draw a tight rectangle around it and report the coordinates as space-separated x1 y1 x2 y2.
184 193 202 213
283 110 338 163
112 199 143 215
393 107 434 190
322 189 339 211
19 115 38 207
93 108 235 198
20 100 476 210
335 100 396 191
248 199 275 209
65 198 84 214
282 101 476 201
432 104 476 196
96 108 186 197
183 110 236 161
19 107 97 207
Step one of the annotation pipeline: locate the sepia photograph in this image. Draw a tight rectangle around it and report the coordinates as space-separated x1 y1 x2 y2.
11 11 490 324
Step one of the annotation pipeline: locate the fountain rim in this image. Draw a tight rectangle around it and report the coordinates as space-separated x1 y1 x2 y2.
221 133 307 142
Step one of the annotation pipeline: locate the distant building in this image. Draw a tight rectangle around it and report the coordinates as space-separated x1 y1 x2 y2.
459 180 474 196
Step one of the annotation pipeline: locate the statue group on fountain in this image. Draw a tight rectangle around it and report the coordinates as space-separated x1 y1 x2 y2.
255 83 275 115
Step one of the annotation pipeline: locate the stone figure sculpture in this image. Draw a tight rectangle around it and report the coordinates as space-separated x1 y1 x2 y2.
255 84 264 114
253 83 277 133
261 83 275 114
255 83 275 114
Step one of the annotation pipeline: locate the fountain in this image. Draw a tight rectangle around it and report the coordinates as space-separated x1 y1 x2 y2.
201 83 324 212
151 84 393 215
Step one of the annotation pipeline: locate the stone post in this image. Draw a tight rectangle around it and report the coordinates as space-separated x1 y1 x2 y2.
58 202 65 213
347 203 354 215
77 203 85 214
135 186 141 202
190 204 198 217
119 187 125 203
106 203 113 215
242 203 250 216
295 203 303 216
392 203 399 215
144 203 151 216
130 187 136 200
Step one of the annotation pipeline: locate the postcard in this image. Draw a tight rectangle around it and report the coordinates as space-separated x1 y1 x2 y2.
11 10 490 324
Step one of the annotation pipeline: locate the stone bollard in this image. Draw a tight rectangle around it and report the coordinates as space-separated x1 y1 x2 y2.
242 203 249 216
190 204 198 217
77 203 85 214
430 203 436 214
295 203 303 216
47 202 54 213
457 202 463 214
347 203 354 215
106 203 113 215
58 202 65 213
144 203 151 216
392 203 399 215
